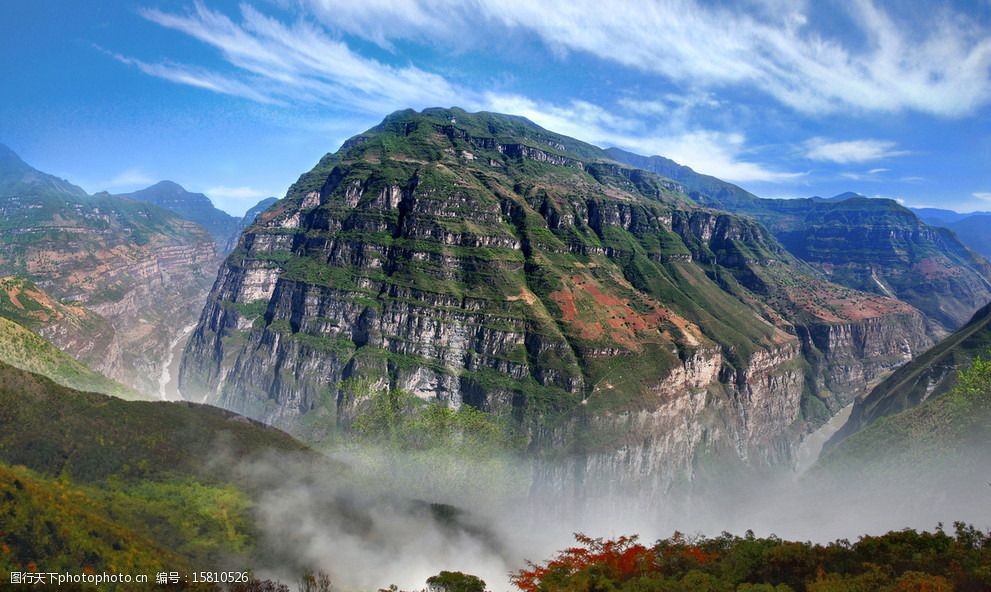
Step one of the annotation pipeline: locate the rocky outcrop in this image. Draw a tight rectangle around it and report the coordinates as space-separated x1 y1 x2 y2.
180 108 933 488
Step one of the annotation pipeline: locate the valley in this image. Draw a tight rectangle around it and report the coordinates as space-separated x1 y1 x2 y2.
1 109 989 590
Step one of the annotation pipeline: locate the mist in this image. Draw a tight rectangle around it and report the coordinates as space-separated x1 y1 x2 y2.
209 434 991 591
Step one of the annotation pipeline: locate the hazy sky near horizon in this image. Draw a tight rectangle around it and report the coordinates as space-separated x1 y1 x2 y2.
2 0 991 215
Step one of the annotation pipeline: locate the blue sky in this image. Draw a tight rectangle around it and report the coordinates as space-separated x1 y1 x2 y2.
2 0 991 215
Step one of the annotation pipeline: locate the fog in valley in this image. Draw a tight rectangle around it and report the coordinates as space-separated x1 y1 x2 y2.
210 430 991 590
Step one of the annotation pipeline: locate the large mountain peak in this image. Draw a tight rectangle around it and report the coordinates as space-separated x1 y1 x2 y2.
179 107 931 489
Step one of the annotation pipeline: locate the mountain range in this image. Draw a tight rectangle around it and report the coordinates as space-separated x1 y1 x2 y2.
0 144 278 397
912 207 991 260
2 109 989 488
2 109 991 588
606 148 991 336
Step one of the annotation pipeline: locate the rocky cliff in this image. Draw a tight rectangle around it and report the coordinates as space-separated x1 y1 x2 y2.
180 108 931 488
0 145 222 395
224 196 278 253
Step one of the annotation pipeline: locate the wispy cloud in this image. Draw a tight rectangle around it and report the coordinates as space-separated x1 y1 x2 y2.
136 2 463 114
99 167 156 190
304 0 991 117
204 184 277 215
804 138 909 163
974 192 991 202
112 3 801 184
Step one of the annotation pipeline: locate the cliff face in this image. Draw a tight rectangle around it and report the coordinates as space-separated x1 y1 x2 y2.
0 146 222 396
180 108 931 487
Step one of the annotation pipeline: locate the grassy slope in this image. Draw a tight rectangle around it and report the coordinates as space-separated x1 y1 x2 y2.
827 302 991 447
0 316 137 399
0 360 314 583
817 353 991 480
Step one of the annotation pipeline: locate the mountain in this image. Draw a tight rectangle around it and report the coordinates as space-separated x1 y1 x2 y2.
0 315 135 398
826 301 991 449
606 148 991 335
0 142 88 199
116 180 241 252
0 144 222 395
913 207 991 260
911 207 978 226
179 107 932 490
225 196 278 252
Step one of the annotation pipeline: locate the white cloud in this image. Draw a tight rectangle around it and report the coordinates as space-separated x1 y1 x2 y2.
118 2 801 184
804 138 909 163
204 185 277 215
484 94 801 183
100 167 156 190
304 0 991 117
973 192 991 202
135 2 464 114
205 185 269 200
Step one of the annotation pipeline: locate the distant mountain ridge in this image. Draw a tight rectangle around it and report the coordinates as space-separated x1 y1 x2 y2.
605 147 991 336
913 207 991 260
116 180 240 252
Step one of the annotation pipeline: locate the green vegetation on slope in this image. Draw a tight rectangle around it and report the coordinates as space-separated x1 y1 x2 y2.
819 351 991 475
828 302 991 447
0 360 316 585
0 462 248 582
0 316 136 398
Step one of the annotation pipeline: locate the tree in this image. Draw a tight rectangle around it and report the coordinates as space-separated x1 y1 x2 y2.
426 570 486 592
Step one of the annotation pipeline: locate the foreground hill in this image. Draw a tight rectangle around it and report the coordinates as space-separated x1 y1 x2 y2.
180 107 931 490
606 148 991 336
814 343 991 517
117 180 240 253
0 359 311 582
0 144 222 394
827 301 991 448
